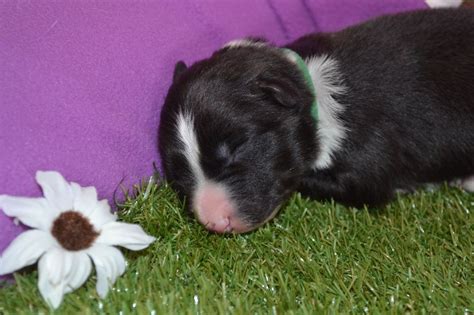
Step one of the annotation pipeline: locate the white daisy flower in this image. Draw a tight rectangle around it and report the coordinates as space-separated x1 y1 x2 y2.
0 171 156 309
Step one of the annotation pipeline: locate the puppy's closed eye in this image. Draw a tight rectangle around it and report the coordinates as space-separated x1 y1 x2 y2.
226 135 250 156
216 143 232 162
214 135 249 167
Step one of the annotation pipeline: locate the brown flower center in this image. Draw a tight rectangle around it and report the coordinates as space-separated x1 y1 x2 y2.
51 211 99 251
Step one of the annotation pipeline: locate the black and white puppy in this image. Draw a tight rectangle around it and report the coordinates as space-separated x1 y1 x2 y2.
159 9 474 233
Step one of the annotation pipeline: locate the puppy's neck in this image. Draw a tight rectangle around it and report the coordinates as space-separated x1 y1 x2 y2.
300 53 348 170
282 47 348 169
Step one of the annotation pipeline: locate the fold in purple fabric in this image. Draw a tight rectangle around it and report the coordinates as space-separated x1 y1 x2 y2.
0 0 427 259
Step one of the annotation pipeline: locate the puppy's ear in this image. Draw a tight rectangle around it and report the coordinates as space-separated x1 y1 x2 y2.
257 78 302 110
173 61 187 83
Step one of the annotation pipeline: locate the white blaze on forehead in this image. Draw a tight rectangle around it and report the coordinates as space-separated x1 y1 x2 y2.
176 111 205 184
307 55 348 170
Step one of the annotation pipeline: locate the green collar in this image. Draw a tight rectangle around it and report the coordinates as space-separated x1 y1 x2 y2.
282 48 318 122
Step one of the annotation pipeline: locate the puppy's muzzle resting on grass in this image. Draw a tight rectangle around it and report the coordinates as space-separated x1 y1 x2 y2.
159 9 474 234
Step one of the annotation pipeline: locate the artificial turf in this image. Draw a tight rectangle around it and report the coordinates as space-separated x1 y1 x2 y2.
0 177 472 314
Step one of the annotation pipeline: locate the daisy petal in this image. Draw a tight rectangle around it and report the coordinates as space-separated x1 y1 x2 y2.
36 171 74 212
97 222 156 251
87 244 126 298
0 195 54 230
95 265 110 299
0 230 55 275
49 249 74 286
38 247 71 309
64 252 92 293
87 200 117 230
71 182 98 217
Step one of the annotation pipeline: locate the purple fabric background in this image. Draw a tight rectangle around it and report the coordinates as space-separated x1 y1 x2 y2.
0 0 427 258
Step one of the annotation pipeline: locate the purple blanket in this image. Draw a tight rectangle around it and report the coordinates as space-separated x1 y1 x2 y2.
0 0 427 257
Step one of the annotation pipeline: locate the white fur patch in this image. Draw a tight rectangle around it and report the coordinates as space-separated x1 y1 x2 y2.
307 55 348 169
224 39 267 49
462 176 474 192
451 176 474 192
176 111 205 184
425 0 462 8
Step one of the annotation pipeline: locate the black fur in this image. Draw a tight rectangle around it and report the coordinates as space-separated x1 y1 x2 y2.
159 9 474 230
291 9 474 206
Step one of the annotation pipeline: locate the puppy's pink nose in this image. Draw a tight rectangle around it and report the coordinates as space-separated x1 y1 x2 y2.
193 183 248 233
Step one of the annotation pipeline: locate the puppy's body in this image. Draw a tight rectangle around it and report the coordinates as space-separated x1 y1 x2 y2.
159 9 474 233
290 10 474 206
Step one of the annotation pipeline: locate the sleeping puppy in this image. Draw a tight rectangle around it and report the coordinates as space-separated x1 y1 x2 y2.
158 9 474 233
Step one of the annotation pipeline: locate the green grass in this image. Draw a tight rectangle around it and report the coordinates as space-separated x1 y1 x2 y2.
0 178 473 314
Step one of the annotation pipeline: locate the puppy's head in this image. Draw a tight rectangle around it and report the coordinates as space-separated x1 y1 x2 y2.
159 40 317 233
